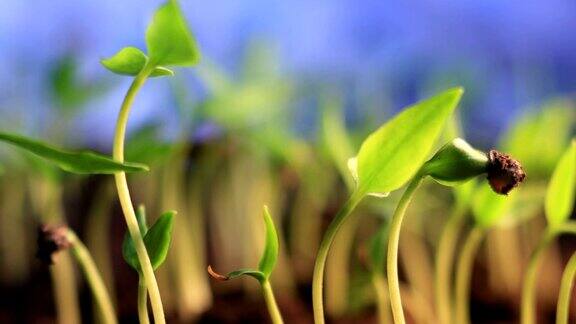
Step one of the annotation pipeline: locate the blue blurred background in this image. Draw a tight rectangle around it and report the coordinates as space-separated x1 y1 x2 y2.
1 0 575 146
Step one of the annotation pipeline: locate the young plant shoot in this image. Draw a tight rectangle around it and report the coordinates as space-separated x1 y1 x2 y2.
37 225 117 324
311 87 463 324
521 140 575 324
450 147 526 324
208 206 284 324
122 206 175 324
101 1 200 323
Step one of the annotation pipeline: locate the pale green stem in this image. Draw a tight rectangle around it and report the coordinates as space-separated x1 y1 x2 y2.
454 226 486 324
113 62 165 324
372 272 392 324
522 223 576 324
138 277 150 324
387 174 425 324
262 279 284 324
66 231 117 324
435 204 467 324
312 191 364 324
556 251 576 324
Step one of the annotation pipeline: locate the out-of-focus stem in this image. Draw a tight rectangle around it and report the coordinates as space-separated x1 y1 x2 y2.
522 223 576 324
435 204 467 324
387 174 425 324
556 251 576 324
138 277 150 324
372 272 392 324
66 231 117 324
454 226 485 324
32 179 80 324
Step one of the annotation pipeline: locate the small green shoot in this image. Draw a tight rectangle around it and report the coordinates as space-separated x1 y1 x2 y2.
208 206 283 324
313 87 464 324
208 206 279 283
122 207 176 272
0 132 148 174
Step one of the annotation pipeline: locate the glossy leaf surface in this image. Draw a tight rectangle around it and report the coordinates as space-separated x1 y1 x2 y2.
146 0 201 66
0 132 148 174
355 88 463 196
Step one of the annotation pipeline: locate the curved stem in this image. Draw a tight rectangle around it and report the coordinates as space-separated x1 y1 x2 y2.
435 204 467 324
262 280 284 324
113 63 165 324
138 277 150 324
454 226 485 324
521 231 555 324
557 251 576 324
387 174 425 324
372 272 392 324
312 191 364 324
66 231 117 324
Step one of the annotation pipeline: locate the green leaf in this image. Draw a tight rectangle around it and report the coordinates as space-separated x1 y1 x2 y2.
545 141 576 227
368 219 390 274
355 87 463 196
258 206 279 278
472 185 515 228
0 132 148 174
207 265 266 283
123 211 175 271
422 138 488 186
101 47 147 76
146 0 201 67
101 47 174 77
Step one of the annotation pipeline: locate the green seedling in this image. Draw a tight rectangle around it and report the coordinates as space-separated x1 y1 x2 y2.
101 1 200 323
520 140 576 324
37 225 117 324
208 206 284 324
122 206 175 324
453 147 527 324
311 87 463 324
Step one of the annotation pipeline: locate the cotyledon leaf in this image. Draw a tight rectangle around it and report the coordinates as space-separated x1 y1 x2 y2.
355 87 463 196
101 46 174 77
0 132 148 174
258 206 279 278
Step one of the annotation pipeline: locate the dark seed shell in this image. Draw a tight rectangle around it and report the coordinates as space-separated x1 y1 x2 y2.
486 150 526 195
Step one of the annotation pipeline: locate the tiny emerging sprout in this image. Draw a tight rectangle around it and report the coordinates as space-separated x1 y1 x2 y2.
486 150 526 195
422 138 525 195
423 138 489 186
36 225 71 265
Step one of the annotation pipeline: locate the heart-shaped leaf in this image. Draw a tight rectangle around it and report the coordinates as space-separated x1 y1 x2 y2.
146 0 201 67
355 88 463 196
123 210 175 271
545 141 576 228
258 206 279 278
101 47 174 77
0 132 148 174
